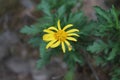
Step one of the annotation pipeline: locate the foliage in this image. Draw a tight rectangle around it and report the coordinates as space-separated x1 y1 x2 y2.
21 0 120 80
111 67 120 80
21 0 87 70
87 6 120 80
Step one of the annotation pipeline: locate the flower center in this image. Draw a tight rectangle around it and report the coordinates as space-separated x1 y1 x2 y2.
54 30 67 41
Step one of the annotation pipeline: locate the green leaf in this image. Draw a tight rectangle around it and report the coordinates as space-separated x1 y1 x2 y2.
37 40 52 69
64 70 74 80
28 37 41 47
72 53 84 65
81 22 96 35
57 5 66 18
64 51 76 69
111 6 119 29
94 56 104 66
107 44 118 60
111 67 120 80
20 25 40 35
39 40 47 58
87 40 108 54
95 6 111 23
36 59 46 69
68 12 83 24
37 0 51 16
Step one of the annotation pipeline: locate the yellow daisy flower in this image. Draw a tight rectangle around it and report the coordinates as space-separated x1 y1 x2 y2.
43 20 79 53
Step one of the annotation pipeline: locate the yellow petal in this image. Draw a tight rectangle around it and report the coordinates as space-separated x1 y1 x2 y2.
67 37 77 41
48 26 58 31
43 29 55 34
43 34 55 41
66 29 79 33
65 40 72 51
50 40 60 48
61 42 65 53
57 20 61 30
63 24 73 30
46 40 57 49
67 33 79 37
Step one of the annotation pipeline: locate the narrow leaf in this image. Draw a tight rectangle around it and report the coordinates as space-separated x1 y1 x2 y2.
57 5 66 18
87 40 108 54
95 6 111 23
20 25 40 35
107 44 118 60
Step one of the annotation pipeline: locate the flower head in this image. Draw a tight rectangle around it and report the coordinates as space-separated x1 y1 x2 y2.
43 20 79 53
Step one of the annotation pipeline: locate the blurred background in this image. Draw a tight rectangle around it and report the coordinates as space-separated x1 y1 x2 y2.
0 0 119 80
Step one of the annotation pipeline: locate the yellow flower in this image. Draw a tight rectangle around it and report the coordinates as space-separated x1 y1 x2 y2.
43 20 79 53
